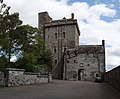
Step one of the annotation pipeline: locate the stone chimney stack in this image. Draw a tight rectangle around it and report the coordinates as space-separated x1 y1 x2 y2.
71 13 74 19
102 40 105 47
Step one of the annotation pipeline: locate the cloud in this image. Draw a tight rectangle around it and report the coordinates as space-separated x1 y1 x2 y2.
89 4 116 17
10 56 17 62
3 0 120 71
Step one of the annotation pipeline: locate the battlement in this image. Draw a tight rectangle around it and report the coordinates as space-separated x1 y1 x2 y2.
38 12 80 36
45 18 80 36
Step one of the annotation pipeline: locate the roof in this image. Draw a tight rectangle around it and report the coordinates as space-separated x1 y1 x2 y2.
66 45 104 55
77 45 104 54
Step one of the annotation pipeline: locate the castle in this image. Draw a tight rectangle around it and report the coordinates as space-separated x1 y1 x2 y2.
38 12 105 81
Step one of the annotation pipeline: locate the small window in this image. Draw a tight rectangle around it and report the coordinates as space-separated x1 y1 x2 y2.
62 46 67 52
54 47 57 53
74 60 76 63
55 33 57 39
48 35 49 38
63 32 65 39
64 47 66 52
67 60 69 63
55 60 57 65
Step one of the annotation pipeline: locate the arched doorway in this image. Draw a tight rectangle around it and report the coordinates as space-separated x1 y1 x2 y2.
78 69 84 80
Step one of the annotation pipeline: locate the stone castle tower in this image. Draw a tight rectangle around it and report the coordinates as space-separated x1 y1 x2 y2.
38 12 105 80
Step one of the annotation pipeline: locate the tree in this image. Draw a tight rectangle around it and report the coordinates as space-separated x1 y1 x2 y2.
14 25 46 72
0 0 10 15
0 12 22 63
0 0 22 63
14 25 52 73
0 1 52 73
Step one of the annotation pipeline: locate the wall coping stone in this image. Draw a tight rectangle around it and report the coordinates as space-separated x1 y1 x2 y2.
6 68 25 71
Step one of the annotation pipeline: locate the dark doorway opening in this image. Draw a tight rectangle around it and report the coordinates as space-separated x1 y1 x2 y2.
78 69 84 80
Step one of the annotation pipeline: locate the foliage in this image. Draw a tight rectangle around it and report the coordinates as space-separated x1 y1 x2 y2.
0 12 22 63
0 1 52 73
0 56 7 70
37 49 52 73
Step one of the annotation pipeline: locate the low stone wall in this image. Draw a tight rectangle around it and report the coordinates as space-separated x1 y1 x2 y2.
0 68 52 87
104 65 120 91
0 71 5 86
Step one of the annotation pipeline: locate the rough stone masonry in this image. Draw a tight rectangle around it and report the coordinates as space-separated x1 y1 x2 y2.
0 68 52 87
38 12 105 81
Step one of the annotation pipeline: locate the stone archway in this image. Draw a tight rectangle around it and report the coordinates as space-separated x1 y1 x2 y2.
78 69 84 80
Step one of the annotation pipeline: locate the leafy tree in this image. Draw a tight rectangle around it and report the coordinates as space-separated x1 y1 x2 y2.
0 0 22 63
0 0 52 73
14 25 52 73
0 13 22 63
14 25 46 72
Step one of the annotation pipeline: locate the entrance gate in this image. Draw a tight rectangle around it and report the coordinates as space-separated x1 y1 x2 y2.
78 69 84 80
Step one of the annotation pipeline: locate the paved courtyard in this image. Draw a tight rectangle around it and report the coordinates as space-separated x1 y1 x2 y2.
0 80 120 99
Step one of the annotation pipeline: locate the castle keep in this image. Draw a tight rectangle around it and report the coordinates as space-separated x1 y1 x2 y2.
38 12 105 81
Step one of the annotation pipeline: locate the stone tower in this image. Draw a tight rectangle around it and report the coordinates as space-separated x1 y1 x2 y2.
38 12 80 79
38 12 52 40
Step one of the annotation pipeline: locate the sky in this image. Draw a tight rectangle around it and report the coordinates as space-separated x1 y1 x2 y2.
3 0 120 71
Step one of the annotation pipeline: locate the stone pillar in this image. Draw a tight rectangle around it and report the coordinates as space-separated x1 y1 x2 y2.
0 71 5 86
5 68 25 87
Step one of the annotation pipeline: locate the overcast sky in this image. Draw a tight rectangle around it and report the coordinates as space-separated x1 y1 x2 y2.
3 0 120 71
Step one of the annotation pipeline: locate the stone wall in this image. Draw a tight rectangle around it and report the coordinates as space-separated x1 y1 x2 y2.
104 66 120 91
0 71 5 86
0 68 52 87
63 44 105 81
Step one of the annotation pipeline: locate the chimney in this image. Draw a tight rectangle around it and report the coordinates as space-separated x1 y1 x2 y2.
102 40 105 47
71 13 74 19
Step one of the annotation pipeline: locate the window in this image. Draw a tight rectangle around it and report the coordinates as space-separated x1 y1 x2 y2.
74 60 76 63
55 59 57 65
63 32 65 39
62 46 67 52
54 47 57 53
64 47 66 52
55 33 57 39
67 60 69 63
48 35 49 38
